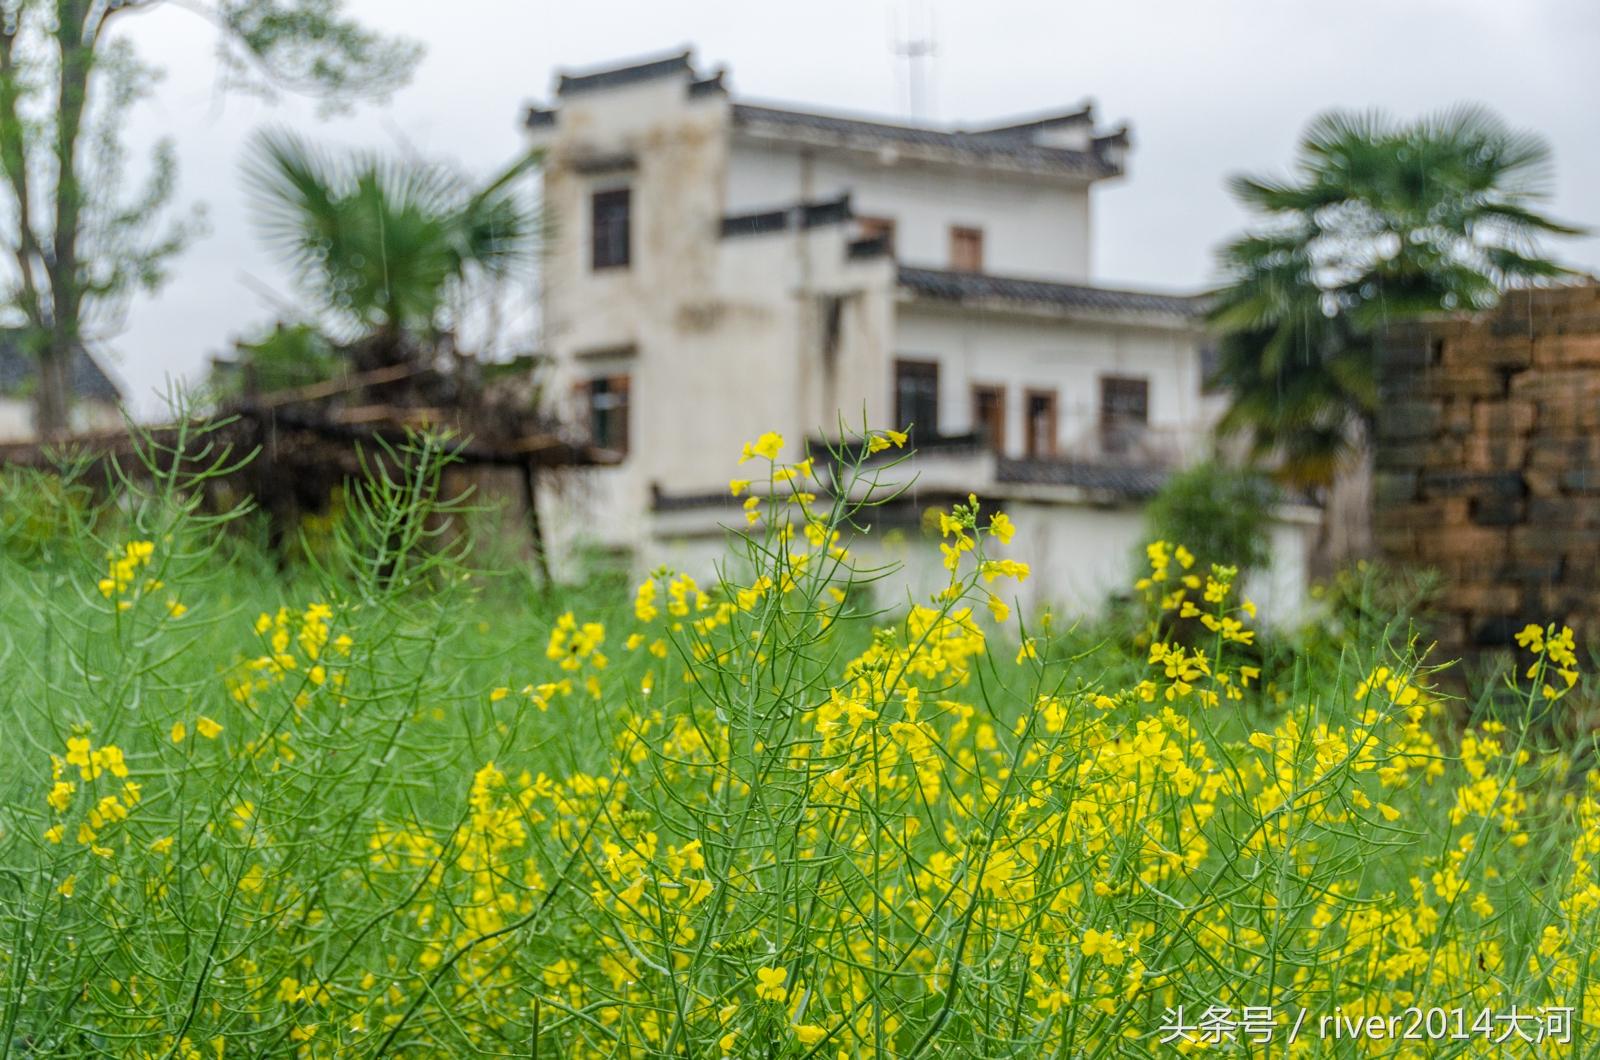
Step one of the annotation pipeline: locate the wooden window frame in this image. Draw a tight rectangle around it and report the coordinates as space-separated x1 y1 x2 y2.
1024 388 1058 460
857 215 896 254
949 225 984 272
579 373 631 456
893 358 940 441
591 187 632 270
971 384 1006 454
1099 375 1149 455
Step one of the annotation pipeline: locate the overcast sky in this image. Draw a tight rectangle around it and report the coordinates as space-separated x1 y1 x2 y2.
108 0 1600 414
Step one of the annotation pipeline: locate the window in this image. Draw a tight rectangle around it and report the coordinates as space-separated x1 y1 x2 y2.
950 225 984 272
894 360 940 441
582 374 630 455
1100 375 1149 455
591 188 631 270
972 385 1006 454
1198 342 1222 393
858 215 896 253
1025 390 1057 459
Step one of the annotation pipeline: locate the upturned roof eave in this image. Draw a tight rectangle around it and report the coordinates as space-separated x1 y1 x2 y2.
730 120 1119 183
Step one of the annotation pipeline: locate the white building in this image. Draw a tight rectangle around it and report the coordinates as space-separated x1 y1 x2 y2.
527 49 1316 621
0 331 124 441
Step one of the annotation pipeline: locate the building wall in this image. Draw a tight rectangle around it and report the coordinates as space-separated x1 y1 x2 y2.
538 75 730 366
539 73 731 549
623 487 1313 628
536 73 899 554
1375 284 1600 659
725 143 1093 281
531 60 1312 626
0 398 29 441
0 396 122 442
892 303 1213 460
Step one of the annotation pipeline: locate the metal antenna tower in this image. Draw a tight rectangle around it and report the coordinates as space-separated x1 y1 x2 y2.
890 2 939 119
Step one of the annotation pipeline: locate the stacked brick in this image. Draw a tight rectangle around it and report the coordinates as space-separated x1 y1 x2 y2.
1375 284 1600 659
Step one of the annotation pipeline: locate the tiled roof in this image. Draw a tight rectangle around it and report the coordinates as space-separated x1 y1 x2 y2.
651 457 1171 511
556 51 693 96
732 103 1123 178
0 330 123 402
996 458 1170 498
898 266 1201 319
720 194 853 238
967 105 1096 138
688 71 727 97
534 52 1127 178
652 489 735 513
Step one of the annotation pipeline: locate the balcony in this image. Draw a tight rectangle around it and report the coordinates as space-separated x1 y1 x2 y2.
846 424 1206 505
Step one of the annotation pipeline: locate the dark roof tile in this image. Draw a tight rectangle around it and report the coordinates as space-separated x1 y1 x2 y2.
688 71 728 97
967 105 1096 138
898 266 1200 319
556 51 693 96
996 458 1169 498
732 103 1122 178
720 194 852 238
0 330 123 402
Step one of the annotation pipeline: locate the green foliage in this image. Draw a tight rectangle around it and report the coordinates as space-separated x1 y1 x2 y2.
0 0 418 434
0 464 95 562
216 0 421 106
1209 105 1582 485
243 130 538 343
1143 460 1275 574
2 423 1597 1055
216 321 342 397
1307 558 1440 643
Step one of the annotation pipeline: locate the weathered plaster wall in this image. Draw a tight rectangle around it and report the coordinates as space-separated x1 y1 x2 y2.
535 72 899 558
1375 284 1600 658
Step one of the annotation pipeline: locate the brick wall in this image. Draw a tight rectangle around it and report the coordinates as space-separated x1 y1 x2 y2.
1375 283 1600 658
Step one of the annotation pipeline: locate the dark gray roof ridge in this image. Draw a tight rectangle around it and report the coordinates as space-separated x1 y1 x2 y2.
898 266 1201 319
966 104 1097 138
556 50 693 96
731 101 1121 177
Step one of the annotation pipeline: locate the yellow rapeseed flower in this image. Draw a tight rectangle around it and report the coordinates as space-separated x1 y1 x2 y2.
754 965 788 1002
739 432 784 463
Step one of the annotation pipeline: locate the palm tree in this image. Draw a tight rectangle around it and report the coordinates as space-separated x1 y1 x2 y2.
1209 105 1581 489
243 129 537 374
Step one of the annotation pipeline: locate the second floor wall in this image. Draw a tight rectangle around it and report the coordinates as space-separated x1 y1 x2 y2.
892 303 1214 466
724 142 1094 282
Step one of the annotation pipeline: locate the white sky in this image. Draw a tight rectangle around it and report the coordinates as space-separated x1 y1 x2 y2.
108 0 1600 414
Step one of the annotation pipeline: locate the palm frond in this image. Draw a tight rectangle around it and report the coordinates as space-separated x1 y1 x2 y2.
1209 102 1577 485
243 129 540 339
